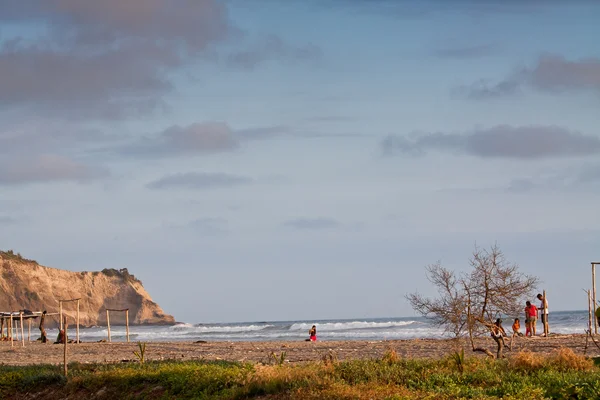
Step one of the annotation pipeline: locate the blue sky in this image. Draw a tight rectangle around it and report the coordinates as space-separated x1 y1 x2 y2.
1 0 599 323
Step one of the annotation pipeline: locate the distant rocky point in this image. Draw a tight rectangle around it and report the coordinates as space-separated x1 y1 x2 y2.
0 250 175 327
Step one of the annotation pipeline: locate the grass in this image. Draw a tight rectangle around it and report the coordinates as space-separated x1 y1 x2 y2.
1 349 600 399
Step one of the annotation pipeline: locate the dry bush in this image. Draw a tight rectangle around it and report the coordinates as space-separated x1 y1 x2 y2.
382 348 399 364
546 348 594 372
508 350 544 372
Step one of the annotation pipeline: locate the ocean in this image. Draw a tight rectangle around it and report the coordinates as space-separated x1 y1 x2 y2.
45 310 590 343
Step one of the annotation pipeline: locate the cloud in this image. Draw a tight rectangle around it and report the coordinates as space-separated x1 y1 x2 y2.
121 122 238 157
147 172 252 190
283 217 341 230
460 54 600 99
225 34 322 69
0 1 231 119
0 154 108 185
382 125 600 159
0 120 119 155
433 44 496 59
117 122 288 157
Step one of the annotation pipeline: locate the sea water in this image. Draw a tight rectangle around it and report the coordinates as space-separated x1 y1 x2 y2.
45 310 590 343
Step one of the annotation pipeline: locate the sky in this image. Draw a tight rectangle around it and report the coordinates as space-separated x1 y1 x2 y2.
1 0 599 323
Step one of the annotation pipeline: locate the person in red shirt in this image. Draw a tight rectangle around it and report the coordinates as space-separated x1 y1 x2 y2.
309 325 317 341
526 301 538 336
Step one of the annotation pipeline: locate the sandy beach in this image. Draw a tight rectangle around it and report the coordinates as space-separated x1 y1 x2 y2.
1 334 599 366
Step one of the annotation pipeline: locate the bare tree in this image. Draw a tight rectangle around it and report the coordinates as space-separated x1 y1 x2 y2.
406 244 539 358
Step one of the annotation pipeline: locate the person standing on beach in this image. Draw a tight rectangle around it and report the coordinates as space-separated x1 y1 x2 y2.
527 301 538 336
537 293 549 336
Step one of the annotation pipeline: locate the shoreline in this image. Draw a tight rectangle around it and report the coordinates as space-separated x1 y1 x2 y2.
1 334 599 366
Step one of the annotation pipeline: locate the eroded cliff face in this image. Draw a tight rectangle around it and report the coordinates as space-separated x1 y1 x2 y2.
0 251 175 327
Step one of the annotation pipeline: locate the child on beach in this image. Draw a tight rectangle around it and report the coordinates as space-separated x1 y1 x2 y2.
512 318 523 337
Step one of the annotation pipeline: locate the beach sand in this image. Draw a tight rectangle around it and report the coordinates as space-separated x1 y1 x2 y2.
1 334 599 366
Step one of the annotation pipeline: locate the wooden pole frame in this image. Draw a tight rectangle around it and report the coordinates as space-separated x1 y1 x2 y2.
126 309 130 343
593 263 599 335
20 312 25 347
105 309 129 343
589 290 593 334
63 317 68 377
58 298 81 344
542 289 549 337
9 314 13 348
106 309 111 343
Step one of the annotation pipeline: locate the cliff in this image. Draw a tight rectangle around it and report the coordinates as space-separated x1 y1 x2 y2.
0 250 175 327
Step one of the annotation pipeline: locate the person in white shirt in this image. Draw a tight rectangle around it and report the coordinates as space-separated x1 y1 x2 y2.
537 293 549 336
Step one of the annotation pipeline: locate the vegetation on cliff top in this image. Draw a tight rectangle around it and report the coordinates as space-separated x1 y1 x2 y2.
0 249 38 264
1 348 599 399
1 249 141 284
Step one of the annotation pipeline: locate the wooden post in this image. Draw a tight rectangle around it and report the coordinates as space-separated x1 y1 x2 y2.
63 317 68 377
589 290 593 333
59 301 63 330
10 314 13 348
106 310 111 343
20 312 25 347
125 309 130 343
593 263 598 335
543 290 548 337
76 300 80 344
28 319 31 342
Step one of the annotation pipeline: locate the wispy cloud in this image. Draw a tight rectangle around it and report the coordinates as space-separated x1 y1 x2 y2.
382 125 600 159
147 172 253 190
116 122 288 158
459 54 600 99
0 154 108 185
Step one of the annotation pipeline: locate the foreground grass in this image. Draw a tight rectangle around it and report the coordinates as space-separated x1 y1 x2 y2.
2 348 600 399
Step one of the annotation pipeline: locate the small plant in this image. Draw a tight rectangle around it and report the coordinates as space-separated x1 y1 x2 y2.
268 351 287 366
382 348 399 364
133 342 147 364
451 348 465 375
